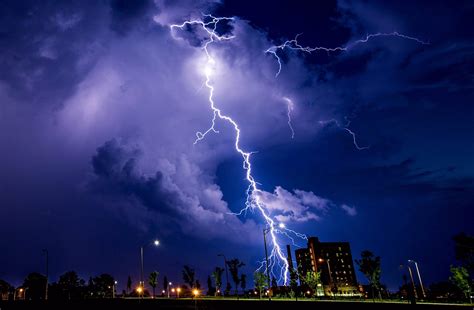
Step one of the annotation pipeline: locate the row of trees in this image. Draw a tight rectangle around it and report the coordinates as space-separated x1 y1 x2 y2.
2 233 471 302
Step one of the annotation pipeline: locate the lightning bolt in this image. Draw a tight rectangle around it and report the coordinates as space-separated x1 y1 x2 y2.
282 97 295 139
266 32 429 77
170 15 293 285
319 119 369 150
170 15 427 286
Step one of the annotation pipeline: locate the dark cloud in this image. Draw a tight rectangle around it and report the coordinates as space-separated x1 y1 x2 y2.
110 0 155 35
0 0 473 290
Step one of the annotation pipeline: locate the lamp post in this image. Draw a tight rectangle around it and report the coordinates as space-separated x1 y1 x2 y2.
318 258 333 297
407 264 418 301
217 254 230 295
113 281 117 298
408 260 426 298
263 227 272 301
139 239 160 297
42 249 48 301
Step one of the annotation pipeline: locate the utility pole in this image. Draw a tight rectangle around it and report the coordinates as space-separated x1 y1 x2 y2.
263 228 271 301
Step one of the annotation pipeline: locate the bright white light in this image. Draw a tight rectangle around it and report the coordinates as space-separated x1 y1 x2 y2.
278 223 286 229
154 240 160 246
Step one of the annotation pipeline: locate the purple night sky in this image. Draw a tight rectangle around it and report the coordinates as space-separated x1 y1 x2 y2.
0 0 473 292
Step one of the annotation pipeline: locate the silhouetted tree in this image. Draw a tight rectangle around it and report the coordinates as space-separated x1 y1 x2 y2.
182 266 196 288
126 276 132 295
253 272 268 299
453 233 474 275
207 276 215 296
356 250 382 300
240 274 247 296
148 271 159 298
289 268 299 301
211 267 224 296
226 259 245 296
23 272 46 300
89 274 114 298
0 279 11 300
450 266 472 303
58 271 85 300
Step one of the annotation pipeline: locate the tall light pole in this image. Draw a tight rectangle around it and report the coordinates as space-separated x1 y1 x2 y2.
407 264 418 300
318 258 333 296
217 254 230 295
263 227 272 301
408 260 426 298
140 239 160 297
42 249 48 301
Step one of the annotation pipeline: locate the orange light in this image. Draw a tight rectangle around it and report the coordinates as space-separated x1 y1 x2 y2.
136 286 143 293
193 289 199 296
177 288 181 292
171 288 175 293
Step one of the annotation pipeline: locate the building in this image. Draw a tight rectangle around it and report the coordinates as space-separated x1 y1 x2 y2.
295 237 361 297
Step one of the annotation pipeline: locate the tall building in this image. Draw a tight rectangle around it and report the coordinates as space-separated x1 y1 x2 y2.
295 237 361 297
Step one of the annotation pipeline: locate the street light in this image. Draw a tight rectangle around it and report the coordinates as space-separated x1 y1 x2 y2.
167 282 172 298
408 260 426 298
140 239 160 295
318 258 333 296
113 281 117 298
263 227 272 301
406 264 418 301
177 287 181 298
217 254 230 295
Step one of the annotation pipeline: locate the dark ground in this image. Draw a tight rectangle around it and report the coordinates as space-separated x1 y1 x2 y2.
0 299 472 310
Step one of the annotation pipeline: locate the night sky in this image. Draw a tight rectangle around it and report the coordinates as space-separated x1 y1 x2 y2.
1 0 473 292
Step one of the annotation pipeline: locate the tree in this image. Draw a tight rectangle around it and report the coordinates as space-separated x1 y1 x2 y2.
240 274 247 296
453 233 474 275
126 276 132 295
355 250 382 300
253 272 268 299
182 266 196 288
227 259 245 296
58 271 85 300
207 276 215 296
148 271 159 298
90 274 115 298
23 272 47 300
211 267 224 296
302 271 321 298
450 266 472 303
289 268 299 301
0 279 11 300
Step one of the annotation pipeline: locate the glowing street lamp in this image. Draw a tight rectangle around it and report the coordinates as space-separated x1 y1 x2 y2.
177 287 181 298
140 239 160 295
